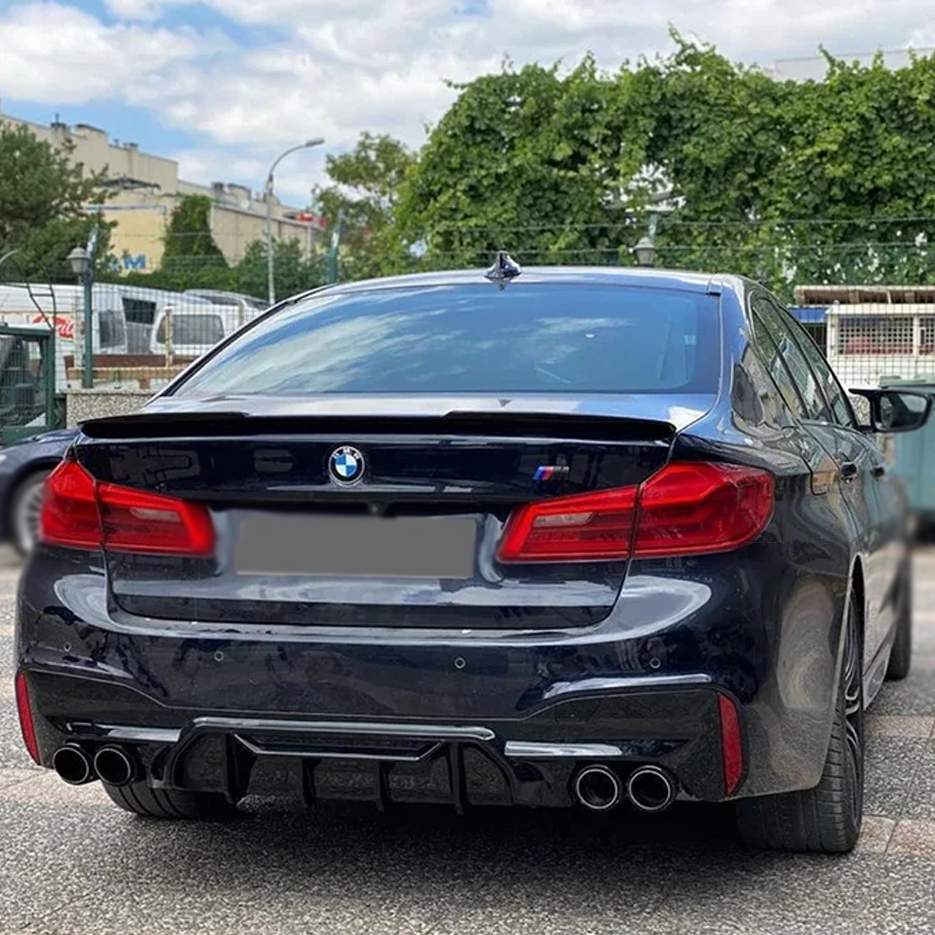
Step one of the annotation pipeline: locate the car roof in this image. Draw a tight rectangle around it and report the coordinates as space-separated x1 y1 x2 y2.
316 266 741 297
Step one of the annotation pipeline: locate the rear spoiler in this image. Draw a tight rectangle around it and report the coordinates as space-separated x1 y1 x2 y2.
78 410 676 443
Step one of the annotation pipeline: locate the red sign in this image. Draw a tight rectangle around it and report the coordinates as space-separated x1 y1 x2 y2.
294 212 327 230
32 314 75 340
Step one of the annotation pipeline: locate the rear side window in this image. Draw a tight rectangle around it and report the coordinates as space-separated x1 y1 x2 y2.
173 284 720 397
789 315 856 428
750 300 807 421
753 297 832 422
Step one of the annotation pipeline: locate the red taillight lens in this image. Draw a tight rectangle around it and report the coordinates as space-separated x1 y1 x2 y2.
498 462 773 563
40 460 99 549
97 481 215 555
497 486 638 562
633 462 775 558
40 459 214 556
15 671 40 765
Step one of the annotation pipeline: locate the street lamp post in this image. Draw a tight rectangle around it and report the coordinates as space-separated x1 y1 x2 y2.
68 227 98 388
264 138 325 306
632 211 661 268
632 236 656 267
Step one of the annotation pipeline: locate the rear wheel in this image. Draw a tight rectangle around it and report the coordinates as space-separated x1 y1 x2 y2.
886 561 912 681
735 591 864 853
103 781 238 820
8 469 50 556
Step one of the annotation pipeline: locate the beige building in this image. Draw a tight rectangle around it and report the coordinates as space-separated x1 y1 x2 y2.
0 104 323 273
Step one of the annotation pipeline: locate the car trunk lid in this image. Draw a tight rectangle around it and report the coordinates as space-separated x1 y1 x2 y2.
75 394 714 629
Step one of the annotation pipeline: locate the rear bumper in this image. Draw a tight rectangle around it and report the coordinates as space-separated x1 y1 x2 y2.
21 668 730 806
15 545 847 806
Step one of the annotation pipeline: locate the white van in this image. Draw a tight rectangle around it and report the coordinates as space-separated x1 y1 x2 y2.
183 289 267 313
117 285 226 354
0 283 130 390
149 299 260 359
0 283 129 354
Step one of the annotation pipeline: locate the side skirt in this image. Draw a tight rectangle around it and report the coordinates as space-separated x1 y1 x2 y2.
864 627 895 708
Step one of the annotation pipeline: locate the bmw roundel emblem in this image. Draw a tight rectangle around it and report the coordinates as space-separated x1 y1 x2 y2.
329 445 365 484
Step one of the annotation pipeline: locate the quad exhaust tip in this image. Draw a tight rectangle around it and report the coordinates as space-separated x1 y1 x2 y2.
92 746 136 787
574 765 622 811
52 745 94 786
627 765 676 813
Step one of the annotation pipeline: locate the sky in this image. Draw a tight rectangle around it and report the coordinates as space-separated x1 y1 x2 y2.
1 0 934 208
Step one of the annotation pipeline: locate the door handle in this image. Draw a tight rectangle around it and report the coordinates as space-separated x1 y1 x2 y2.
839 461 859 482
871 464 887 479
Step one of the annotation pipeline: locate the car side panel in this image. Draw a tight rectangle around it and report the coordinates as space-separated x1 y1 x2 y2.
802 423 885 649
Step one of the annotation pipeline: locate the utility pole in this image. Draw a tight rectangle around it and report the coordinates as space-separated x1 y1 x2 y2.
67 227 99 388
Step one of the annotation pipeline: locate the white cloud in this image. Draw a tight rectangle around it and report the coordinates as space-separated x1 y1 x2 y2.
0 3 211 103
3 0 935 204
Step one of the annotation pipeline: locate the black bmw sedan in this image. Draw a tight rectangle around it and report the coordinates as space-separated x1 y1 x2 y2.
14 264 930 853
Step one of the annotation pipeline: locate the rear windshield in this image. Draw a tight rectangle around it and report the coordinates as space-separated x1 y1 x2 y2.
174 284 720 396
156 314 225 347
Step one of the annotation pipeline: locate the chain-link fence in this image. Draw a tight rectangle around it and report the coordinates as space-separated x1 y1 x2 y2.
0 277 263 396
6 218 935 414
794 285 935 389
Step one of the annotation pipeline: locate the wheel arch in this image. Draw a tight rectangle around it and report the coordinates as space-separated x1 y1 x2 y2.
844 554 867 678
850 557 866 631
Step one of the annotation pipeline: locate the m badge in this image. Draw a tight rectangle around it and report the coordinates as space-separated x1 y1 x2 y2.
533 465 570 482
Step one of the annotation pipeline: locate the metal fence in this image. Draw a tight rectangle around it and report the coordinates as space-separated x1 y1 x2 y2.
7 218 935 427
0 278 265 396
793 286 935 389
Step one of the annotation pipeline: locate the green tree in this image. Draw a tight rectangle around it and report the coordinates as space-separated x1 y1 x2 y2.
233 239 325 299
312 132 417 279
116 235 324 299
161 194 226 268
395 57 642 269
630 37 935 289
392 34 935 294
0 121 111 280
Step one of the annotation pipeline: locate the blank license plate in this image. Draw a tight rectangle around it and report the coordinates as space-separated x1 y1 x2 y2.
235 513 476 579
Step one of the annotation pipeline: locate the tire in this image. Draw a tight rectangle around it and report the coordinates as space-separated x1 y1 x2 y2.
886 561 912 681
103 781 238 820
736 591 864 853
8 469 51 556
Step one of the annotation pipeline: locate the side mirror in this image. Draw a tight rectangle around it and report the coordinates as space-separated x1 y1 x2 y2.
851 388 933 434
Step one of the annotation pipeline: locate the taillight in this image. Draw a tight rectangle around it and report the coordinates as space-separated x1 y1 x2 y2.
497 486 638 562
498 462 773 563
15 671 40 765
39 458 99 549
40 459 215 556
633 462 775 557
98 480 215 555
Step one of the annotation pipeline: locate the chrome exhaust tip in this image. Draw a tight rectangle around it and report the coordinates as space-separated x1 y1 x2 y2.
574 765 622 811
93 746 135 787
626 765 676 813
52 744 94 786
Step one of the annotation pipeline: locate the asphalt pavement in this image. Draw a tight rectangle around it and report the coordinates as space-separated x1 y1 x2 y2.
2 549 935 935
